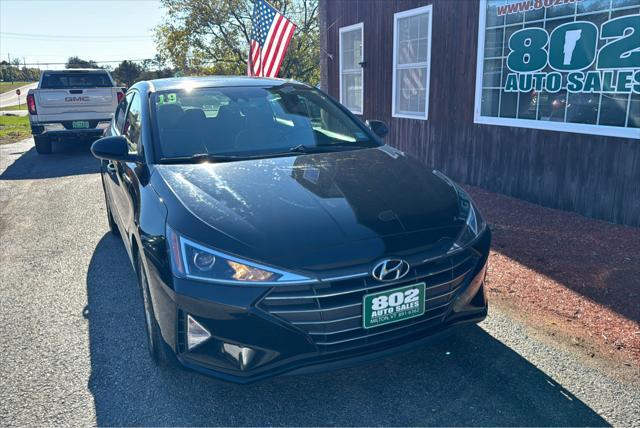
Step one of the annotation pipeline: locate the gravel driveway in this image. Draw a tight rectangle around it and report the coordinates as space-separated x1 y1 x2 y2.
0 138 638 427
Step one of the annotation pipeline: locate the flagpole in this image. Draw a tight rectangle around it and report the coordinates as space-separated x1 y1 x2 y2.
248 43 251 76
248 41 254 76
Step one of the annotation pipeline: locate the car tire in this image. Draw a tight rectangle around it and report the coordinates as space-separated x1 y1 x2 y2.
34 136 52 154
137 255 177 367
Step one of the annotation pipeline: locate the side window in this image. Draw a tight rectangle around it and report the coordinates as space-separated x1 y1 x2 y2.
124 93 142 154
114 95 131 134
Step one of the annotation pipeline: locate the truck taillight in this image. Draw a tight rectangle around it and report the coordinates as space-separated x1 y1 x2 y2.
117 91 125 103
27 94 37 115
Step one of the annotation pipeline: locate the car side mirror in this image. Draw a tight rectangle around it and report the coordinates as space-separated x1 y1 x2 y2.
366 120 389 138
91 136 138 162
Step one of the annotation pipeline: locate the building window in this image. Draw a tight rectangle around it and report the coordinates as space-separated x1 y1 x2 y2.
474 0 639 139
392 5 433 120
339 23 364 114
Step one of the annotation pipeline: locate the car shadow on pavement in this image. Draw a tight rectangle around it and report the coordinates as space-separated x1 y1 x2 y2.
85 233 608 427
0 140 99 180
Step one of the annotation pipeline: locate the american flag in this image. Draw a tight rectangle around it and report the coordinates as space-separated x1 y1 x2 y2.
248 0 297 78
400 41 424 101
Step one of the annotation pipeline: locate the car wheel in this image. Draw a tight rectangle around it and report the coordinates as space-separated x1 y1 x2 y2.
34 136 52 155
137 255 176 367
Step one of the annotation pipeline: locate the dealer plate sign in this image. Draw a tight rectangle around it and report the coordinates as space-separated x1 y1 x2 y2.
363 283 425 329
72 121 90 129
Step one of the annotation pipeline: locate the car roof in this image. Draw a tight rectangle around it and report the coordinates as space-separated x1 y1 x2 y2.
139 75 306 92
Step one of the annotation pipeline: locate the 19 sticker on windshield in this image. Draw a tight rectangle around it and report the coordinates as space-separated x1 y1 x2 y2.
363 283 425 329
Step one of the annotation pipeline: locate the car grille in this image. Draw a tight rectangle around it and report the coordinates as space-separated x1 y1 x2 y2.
258 249 479 353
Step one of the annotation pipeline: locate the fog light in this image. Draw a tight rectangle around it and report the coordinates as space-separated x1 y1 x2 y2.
187 315 211 350
222 342 256 370
452 261 487 312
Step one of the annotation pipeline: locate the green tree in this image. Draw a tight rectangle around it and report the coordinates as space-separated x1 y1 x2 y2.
0 62 41 82
0 61 17 82
65 56 100 69
113 60 144 87
155 0 319 84
111 57 175 86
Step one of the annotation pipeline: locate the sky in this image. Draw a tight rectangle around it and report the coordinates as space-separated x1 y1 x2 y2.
0 0 164 69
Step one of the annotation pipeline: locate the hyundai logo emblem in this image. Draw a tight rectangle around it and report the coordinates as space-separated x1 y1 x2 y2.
372 259 411 282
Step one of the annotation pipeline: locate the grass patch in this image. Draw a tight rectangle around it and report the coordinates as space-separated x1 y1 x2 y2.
0 115 31 145
0 104 28 111
0 81 34 93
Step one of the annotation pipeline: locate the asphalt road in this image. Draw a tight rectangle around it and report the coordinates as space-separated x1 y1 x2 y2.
0 83 37 108
1 137 638 426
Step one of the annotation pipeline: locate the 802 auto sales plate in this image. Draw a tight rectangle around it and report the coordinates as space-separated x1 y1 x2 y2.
363 283 425 329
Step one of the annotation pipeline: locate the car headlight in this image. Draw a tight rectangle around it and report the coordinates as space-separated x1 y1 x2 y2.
166 226 312 285
448 186 486 253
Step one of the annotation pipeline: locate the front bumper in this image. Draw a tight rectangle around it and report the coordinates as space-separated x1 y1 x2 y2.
146 229 491 383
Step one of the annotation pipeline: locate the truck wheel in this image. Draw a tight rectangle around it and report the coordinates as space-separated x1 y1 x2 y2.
34 136 52 155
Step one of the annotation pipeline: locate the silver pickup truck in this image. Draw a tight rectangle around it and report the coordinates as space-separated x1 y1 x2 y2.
27 69 124 154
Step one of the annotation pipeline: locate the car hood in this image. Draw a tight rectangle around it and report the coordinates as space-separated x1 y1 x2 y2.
154 146 464 271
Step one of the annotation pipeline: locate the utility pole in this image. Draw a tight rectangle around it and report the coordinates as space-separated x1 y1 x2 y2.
8 53 13 83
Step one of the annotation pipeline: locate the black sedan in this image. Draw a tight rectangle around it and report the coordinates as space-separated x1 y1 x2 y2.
91 76 491 383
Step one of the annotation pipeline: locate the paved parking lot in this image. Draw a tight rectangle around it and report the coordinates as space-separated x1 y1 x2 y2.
1 138 638 426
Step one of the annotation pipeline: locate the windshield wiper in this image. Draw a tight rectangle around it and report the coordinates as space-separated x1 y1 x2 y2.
289 144 319 153
159 153 247 164
324 141 377 148
289 143 374 154
160 144 375 164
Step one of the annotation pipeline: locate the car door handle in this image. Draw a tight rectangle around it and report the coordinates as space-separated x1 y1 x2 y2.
106 162 116 174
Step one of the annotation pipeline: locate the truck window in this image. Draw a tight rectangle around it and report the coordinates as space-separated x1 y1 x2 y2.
125 93 142 154
40 72 112 89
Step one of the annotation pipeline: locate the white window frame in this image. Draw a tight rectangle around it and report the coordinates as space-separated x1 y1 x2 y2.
339 22 364 115
473 0 639 140
391 5 433 120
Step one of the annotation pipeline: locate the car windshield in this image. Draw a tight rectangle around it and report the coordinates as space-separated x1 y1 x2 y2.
152 84 378 161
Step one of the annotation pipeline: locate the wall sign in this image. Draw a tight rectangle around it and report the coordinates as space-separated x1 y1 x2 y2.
474 0 640 139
